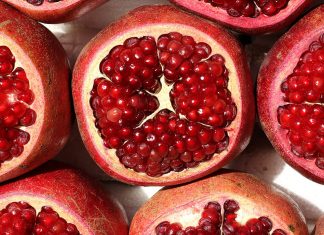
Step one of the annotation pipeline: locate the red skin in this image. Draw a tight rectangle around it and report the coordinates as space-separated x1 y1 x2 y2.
257 5 324 184
0 162 128 235
0 2 72 182
1 0 108 23
169 0 314 34
72 5 255 186
130 171 308 234
315 216 324 235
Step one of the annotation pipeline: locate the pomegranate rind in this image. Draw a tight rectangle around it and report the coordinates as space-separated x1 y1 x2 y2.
257 5 324 184
0 2 72 182
72 5 254 186
1 0 108 23
170 0 314 34
0 162 128 235
315 216 324 235
130 171 308 235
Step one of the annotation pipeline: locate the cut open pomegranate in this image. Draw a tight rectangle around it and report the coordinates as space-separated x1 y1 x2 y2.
130 171 308 234
0 162 128 234
73 5 254 186
258 5 324 183
2 0 108 23
0 2 71 182
169 0 314 34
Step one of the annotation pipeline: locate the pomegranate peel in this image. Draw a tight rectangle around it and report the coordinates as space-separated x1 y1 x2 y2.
130 171 308 235
1 0 108 23
257 5 324 183
315 216 324 235
0 2 72 182
0 162 128 234
169 0 314 34
73 5 254 186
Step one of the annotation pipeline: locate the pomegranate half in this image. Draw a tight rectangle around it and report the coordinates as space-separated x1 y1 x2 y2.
130 171 308 235
0 162 128 234
315 216 324 235
0 2 72 182
257 5 324 183
1 0 108 23
72 5 254 186
169 0 314 34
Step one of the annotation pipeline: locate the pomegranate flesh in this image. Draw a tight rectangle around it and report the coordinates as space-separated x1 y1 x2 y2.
257 5 324 183
169 0 314 34
0 2 71 182
73 5 254 186
0 162 128 234
130 171 308 234
1 0 108 23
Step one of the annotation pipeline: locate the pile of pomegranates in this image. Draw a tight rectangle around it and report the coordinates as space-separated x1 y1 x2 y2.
0 0 322 233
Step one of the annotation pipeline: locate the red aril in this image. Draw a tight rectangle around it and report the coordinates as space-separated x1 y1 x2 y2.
0 2 72 182
0 162 128 234
1 0 108 23
257 5 324 183
130 171 308 234
73 5 254 186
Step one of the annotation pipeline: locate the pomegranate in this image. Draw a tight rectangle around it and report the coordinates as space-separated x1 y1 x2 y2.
0 2 72 182
0 162 128 234
257 5 324 183
130 171 308 234
72 5 254 186
1 0 108 23
169 0 314 34
314 216 324 235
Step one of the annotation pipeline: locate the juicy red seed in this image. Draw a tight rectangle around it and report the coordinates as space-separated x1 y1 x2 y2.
91 33 236 177
155 200 286 235
0 46 36 167
278 34 324 170
204 0 289 17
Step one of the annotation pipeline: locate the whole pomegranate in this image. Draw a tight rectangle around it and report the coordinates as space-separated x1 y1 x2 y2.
1 0 108 23
257 5 324 183
169 0 314 34
72 5 255 186
0 162 128 234
0 2 72 182
130 171 308 234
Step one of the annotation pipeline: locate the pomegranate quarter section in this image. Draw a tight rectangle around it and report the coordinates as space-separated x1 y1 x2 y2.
0 2 72 182
130 171 308 235
1 0 108 23
169 0 314 34
73 5 254 186
258 5 324 183
0 163 128 234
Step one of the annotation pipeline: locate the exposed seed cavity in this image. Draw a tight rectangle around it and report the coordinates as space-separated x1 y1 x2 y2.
0 201 80 234
278 34 324 170
155 200 287 234
90 32 236 177
0 46 36 167
201 0 290 18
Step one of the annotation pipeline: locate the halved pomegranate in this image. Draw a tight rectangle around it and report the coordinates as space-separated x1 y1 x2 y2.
0 2 72 182
0 162 128 234
130 171 308 234
257 5 324 183
314 216 324 235
169 0 314 34
1 0 108 23
72 5 254 186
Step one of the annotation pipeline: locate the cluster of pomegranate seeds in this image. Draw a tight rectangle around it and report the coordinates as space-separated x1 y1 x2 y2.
278 34 324 170
202 0 289 17
0 46 36 166
27 0 62 6
91 32 236 177
0 202 80 234
156 200 287 235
